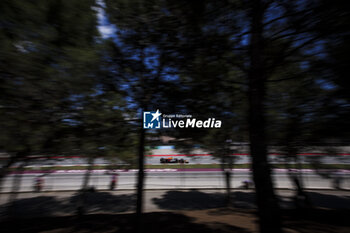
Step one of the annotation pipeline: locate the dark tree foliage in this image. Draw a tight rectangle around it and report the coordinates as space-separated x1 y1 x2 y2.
0 0 136 190
0 0 98 175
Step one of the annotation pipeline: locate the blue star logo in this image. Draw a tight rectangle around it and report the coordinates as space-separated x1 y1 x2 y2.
143 110 162 129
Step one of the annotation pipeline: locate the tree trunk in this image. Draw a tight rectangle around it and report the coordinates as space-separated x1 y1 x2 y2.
224 170 231 205
7 161 26 217
221 155 233 206
295 155 304 190
294 154 311 207
77 156 94 216
136 123 145 233
0 157 16 193
81 156 94 190
248 1 282 232
135 41 148 232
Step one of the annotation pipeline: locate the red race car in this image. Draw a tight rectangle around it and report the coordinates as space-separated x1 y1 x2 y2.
160 157 189 164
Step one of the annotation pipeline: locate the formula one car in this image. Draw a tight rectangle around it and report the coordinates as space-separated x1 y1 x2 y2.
160 157 189 164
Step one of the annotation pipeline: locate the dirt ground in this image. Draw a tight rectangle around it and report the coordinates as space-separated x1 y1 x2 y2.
0 190 349 233
1 207 349 233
